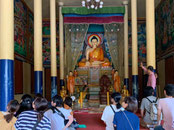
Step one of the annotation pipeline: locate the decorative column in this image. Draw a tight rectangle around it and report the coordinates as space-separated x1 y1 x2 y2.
146 0 156 69
123 1 129 89
0 0 14 111
131 0 138 99
34 0 43 94
59 2 64 88
50 0 57 97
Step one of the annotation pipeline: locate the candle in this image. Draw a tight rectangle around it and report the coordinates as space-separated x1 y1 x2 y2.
107 91 110 106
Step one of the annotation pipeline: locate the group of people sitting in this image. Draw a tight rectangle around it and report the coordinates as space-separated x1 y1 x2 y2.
0 94 74 130
0 84 174 130
101 84 174 130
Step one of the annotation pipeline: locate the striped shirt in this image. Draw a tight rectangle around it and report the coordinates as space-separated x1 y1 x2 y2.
15 110 51 130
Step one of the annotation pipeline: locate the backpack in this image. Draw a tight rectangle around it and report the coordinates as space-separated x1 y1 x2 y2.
146 97 158 121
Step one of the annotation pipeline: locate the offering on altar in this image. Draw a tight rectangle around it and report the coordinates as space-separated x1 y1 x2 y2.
78 35 111 67
67 71 75 96
74 69 78 77
78 85 89 104
114 70 121 92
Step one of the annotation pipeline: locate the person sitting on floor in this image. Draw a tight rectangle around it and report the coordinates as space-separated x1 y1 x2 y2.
15 97 51 130
15 94 33 117
0 100 20 130
113 96 139 130
140 86 159 127
155 84 174 130
63 97 74 130
44 95 73 130
101 92 124 130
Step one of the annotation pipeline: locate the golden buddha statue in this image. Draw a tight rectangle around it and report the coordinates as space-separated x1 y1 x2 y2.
121 85 129 97
60 86 67 100
78 36 111 67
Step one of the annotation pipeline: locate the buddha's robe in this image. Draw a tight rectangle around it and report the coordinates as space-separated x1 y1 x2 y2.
89 47 104 62
78 47 111 67
67 76 75 94
114 75 121 92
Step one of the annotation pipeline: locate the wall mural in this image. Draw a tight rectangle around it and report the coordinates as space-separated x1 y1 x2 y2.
27 11 34 62
42 37 59 66
14 0 28 57
14 0 34 62
128 21 146 65
156 0 174 55
43 20 59 35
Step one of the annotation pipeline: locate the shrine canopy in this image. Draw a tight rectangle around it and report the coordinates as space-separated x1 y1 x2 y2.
62 7 125 24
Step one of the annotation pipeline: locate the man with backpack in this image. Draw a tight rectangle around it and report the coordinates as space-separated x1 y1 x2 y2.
140 86 159 128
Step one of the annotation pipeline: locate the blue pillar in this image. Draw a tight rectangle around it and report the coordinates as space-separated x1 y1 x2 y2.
0 60 14 111
132 75 138 99
60 79 64 90
34 71 43 94
124 78 129 90
51 77 57 98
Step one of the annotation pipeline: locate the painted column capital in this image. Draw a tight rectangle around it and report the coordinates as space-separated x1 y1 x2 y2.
58 2 64 7
122 0 129 5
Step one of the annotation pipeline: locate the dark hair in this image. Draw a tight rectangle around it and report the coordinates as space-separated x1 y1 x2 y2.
4 100 20 123
111 92 122 109
144 86 154 97
64 97 72 107
33 97 48 122
16 94 33 116
147 66 154 72
91 36 98 42
114 70 118 73
164 84 174 96
124 96 138 113
52 95 63 107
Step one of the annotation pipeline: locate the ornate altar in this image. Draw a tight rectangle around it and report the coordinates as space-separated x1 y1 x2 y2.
75 66 112 106
74 33 114 106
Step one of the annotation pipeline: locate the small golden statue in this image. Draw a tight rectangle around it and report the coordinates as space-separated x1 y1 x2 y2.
60 86 67 100
121 85 129 97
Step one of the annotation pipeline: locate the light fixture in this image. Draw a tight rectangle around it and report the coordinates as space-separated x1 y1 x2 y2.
81 0 104 9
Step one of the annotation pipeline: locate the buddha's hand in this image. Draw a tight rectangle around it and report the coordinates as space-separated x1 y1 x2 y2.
85 61 90 66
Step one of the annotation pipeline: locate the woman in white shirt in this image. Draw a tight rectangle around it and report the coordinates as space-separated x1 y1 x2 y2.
101 92 124 130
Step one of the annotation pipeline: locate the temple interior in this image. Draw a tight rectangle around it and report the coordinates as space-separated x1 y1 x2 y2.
0 0 174 129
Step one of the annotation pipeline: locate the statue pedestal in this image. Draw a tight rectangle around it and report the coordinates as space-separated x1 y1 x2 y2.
75 66 113 107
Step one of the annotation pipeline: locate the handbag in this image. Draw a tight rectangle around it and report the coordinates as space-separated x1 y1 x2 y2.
54 107 79 129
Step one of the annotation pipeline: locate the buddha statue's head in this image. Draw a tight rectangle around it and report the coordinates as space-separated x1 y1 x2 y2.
91 36 99 48
123 85 127 89
69 71 73 76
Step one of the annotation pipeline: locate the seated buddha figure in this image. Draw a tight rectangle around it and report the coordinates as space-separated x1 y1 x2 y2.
78 36 111 67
